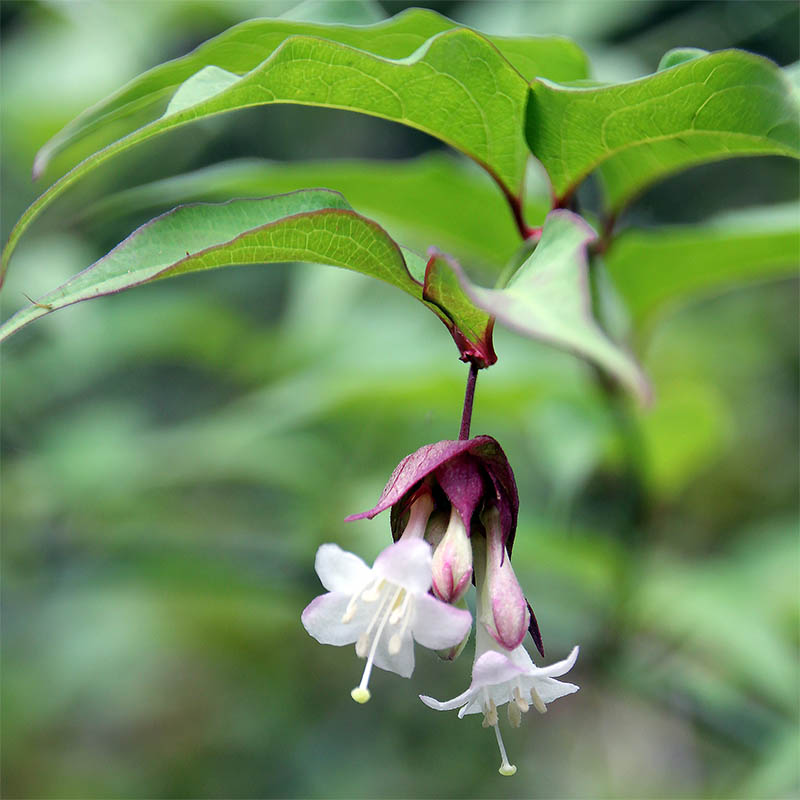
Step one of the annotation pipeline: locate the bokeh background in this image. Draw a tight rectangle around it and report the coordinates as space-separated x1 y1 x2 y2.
1 1 798 798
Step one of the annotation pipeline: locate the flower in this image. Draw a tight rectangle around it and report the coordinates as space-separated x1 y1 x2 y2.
420 616 579 776
301 531 472 704
430 503 473 603
474 508 530 651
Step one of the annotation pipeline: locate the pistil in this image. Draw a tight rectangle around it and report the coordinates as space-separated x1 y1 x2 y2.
493 722 517 777
351 585 403 704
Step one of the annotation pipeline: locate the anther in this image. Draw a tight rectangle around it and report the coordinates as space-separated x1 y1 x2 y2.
530 686 547 714
341 595 359 623
486 698 498 727
513 686 529 713
355 633 370 658
361 579 384 603
507 699 522 728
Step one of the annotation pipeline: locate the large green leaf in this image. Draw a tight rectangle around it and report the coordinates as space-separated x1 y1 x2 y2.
526 49 800 211
0 190 502 367
2 11 587 284
432 211 652 403
33 8 587 181
0 191 415 340
606 205 800 327
80 154 550 272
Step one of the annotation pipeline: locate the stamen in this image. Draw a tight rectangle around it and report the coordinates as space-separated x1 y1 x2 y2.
389 589 409 625
360 578 384 603
486 698 498 727
530 686 547 714
351 586 402 704
507 699 522 728
493 723 517 777
341 594 360 623
513 685 529 713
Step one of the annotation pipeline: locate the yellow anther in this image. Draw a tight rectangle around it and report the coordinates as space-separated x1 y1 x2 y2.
513 686 529 713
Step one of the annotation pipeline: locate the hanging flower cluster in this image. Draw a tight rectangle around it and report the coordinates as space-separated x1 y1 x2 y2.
302 435 579 776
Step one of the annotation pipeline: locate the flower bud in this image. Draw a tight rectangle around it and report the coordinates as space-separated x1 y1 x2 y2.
475 508 530 650
431 505 473 603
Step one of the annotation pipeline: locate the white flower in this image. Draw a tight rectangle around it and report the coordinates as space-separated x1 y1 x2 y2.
420 623 579 776
301 537 473 704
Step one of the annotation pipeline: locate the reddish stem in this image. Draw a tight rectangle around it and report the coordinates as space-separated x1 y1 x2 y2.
459 362 479 440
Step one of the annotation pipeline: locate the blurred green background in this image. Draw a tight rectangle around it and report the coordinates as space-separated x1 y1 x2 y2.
1 1 798 798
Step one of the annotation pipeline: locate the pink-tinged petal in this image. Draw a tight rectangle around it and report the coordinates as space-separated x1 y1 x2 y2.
470 650 527 689
412 593 472 650
533 678 579 704
419 686 475 712
314 544 371 593
373 538 433 595
301 593 366 646
536 645 579 678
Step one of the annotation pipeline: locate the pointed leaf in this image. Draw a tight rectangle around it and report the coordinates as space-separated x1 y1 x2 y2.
33 8 587 181
423 249 496 368
4 12 588 282
0 190 500 372
526 49 800 211
0 190 428 341
445 210 652 403
81 154 550 272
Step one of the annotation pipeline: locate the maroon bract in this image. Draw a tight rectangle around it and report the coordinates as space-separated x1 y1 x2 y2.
346 436 544 655
346 436 518 553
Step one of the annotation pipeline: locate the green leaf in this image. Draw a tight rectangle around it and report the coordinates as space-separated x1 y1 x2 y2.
0 190 498 369
4 11 587 284
80 154 550 272
433 211 652 403
526 49 800 212
0 190 424 341
423 250 496 367
606 205 800 327
32 9 587 181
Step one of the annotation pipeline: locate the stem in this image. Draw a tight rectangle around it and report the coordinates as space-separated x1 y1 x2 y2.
458 362 479 440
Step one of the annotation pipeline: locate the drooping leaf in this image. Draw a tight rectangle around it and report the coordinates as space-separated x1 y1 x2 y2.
0 191 422 341
80 154 550 272
3 11 588 283
423 249 496 368
606 205 800 327
436 211 652 403
32 8 587 182
526 49 800 212
0 190 497 370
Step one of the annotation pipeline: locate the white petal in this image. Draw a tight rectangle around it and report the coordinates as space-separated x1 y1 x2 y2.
314 544 372 593
411 594 473 650
419 686 476 712
373 538 433 595
470 650 526 690
532 678 580 704
301 592 369 646
536 645 579 678
372 627 415 678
